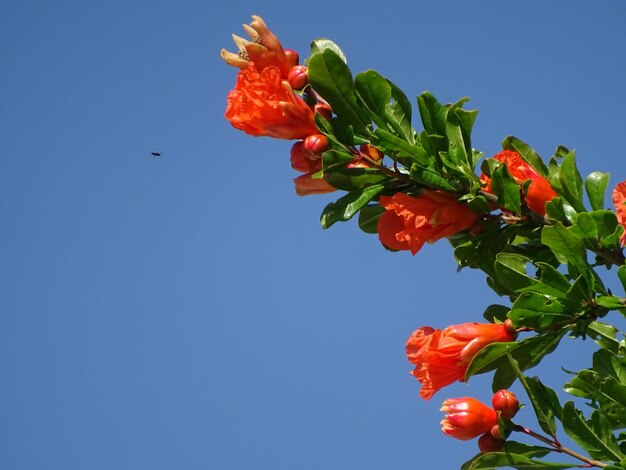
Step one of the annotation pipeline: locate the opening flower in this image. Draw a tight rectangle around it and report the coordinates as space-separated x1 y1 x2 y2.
406 321 517 400
225 64 318 140
481 150 557 216
220 15 295 77
612 181 626 245
377 191 480 255
440 397 499 441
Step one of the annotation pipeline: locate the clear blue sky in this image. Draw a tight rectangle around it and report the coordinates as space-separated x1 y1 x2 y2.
2 1 626 469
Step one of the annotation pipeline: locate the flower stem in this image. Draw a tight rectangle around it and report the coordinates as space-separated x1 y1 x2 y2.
514 425 608 468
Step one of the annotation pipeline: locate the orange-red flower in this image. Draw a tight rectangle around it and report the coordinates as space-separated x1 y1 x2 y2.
225 64 318 140
612 181 626 245
221 15 295 78
440 397 499 441
406 322 517 400
293 173 336 196
377 191 479 255
481 150 556 216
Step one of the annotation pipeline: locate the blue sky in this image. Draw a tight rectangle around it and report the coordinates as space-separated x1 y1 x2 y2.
2 1 626 469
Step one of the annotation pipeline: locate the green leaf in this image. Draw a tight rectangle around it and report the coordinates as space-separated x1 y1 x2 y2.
541 222 588 270
491 163 522 213
587 321 622 354
417 91 447 136
408 163 457 191
370 128 429 166
493 254 571 299
586 171 610 211
354 70 416 144
308 49 370 137
507 353 562 435
596 296 626 310
502 136 549 177
466 330 567 390
593 349 626 383
358 203 385 234
618 266 626 294
509 292 569 330
569 212 598 246
562 401 625 462
461 449 578 469
309 38 347 63
483 304 510 323
320 184 385 228
558 149 586 212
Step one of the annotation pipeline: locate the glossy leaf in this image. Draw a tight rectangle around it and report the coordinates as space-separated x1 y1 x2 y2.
558 149 585 212
320 184 385 228
508 292 569 330
585 171 610 211
587 321 622 354
483 304 510 323
541 222 588 270
309 38 347 63
562 401 625 462
508 353 562 435
358 203 385 234
491 163 522 213
461 450 576 470
308 49 370 137
370 128 429 166
354 70 415 143
466 330 567 390
618 266 626 294
417 91 447 136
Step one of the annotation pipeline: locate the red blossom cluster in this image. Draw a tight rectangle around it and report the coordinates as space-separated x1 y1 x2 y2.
440 390 520 452
222 16 626 457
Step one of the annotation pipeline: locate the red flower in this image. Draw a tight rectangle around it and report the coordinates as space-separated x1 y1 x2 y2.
481 150 556 216
293 173 336 196
221 15 295 77
612 181 626 245
225 64 318 140
406 321 517 400
377 191 479 255
440 397 499 441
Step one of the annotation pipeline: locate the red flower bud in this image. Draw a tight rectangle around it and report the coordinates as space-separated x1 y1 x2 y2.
284 49 299 67
440 397 498 441
290 141 322 173
492 389 520 420
478 433 505 453
313 103 333 119
359 143 384 162
303 134 328 156
287 65 309 90
612 181 626 245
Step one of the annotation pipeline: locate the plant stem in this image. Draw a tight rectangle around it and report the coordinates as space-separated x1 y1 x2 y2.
514 425 608 468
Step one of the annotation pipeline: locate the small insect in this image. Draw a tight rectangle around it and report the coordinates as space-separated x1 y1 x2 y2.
150 151 163 157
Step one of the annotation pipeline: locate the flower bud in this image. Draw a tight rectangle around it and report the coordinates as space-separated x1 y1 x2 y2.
284 49 299 67
478 433 505 453
440 397 498 441
303 134 328 157
313 103 333 119
290 141 322 173
492 389 520 420
359 143 384 162
287 65 309 90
